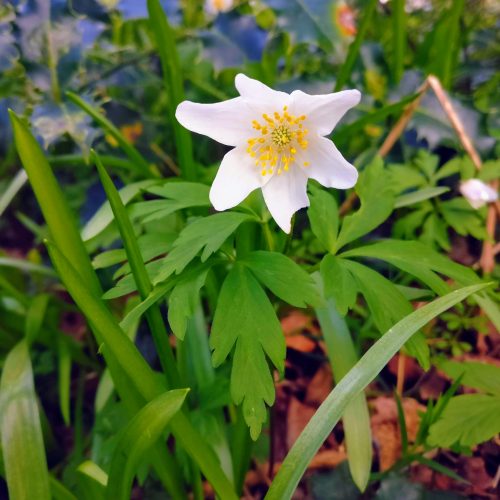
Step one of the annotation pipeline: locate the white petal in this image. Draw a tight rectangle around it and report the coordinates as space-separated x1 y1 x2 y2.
459 179 498 209
176 98 253 147
261 168 309 233
299 136 358 189
235 73 290 110
290 89 361 136
210 146 267 211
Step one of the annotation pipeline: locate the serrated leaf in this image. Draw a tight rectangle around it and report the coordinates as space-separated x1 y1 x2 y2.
168 268 209 340
131 182 210 223
342 259 429 369
242 251 321 308
154 212 253 283
307 187 339 252
427 394 500 447
335 157 395 251
210 265 285 439
320 254 357 315
438 360 500 396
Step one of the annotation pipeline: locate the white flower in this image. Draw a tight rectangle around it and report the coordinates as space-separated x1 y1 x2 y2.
205 0 234 15
459 178 498 209
176 74 360 232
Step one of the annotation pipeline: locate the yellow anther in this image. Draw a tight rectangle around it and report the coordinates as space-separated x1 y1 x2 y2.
304 161 310 167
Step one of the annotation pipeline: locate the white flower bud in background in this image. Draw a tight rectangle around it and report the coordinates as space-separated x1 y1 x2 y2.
459 178 498 209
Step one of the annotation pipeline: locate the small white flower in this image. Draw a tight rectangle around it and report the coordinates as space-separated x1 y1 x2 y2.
176 74 360 232
205 0 234 15
459 178 498 209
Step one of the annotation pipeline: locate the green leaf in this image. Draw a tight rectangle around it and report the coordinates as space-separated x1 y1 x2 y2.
314 274 371 492
81 180 158 242
341 259 430 369
320 255 357 316
106 389 189 500
168 268 209 340
132 182 210 223
154 212 253 282
0 340 51 500
438 360 500 396
57 336 72 426
335 157 395 251
210 265 285 439
9 110 101 295
25 293 50 344
394 187 450 208
265 282 490 499
307 187 339 252
478 160 500 182
242 251 321 308
427 394 500 447
440 198 487 240
341 239 480 294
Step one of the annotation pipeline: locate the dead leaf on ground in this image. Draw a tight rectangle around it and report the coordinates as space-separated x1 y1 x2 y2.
305 364 333 406
287 397 316 449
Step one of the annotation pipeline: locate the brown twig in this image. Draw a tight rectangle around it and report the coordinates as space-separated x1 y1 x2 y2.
396 353 406 396
339 74 498 274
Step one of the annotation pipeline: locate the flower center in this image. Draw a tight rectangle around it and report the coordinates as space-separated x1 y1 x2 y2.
246 106 310 176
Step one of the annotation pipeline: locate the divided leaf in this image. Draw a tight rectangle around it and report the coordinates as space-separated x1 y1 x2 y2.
242 251 321 308
427 394 500 448
335 157 395 251
210 265 285 439
168 268 210 340
131 182 210 223
438 360 500 396
154 212 253 283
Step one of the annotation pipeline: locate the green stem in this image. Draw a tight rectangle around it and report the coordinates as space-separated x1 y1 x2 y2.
262 222 275 252
46 21 61 103
231 407 253 496
93 152 181 388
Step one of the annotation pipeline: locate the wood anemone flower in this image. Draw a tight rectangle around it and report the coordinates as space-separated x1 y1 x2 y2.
176 74 361 232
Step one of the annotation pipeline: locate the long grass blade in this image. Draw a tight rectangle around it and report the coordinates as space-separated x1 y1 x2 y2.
0 340 51 500
391 0 406 83
314 274 372 492
265 282 491 499
147 0 196 180
334 0 378 91
0 169 27 217
106 389 189 500
93 151 180 387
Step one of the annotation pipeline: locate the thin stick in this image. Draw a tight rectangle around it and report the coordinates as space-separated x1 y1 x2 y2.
396 353 406 396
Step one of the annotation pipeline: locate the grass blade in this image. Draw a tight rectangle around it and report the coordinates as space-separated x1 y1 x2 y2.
391 0 406 83
46 242 237 500
0 340 51 500
334 0 378 91
314 274 372 492
9 110 101 295
65 92 154 178
106 389 189 500
93 151 180 387
0 169 27 217
147 0 195 180
265 282 491 499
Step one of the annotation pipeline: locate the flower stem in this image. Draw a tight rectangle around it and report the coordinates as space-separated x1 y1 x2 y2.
262 222 275 252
